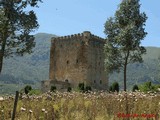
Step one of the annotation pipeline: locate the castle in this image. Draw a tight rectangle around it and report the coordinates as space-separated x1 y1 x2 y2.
42 31 108 92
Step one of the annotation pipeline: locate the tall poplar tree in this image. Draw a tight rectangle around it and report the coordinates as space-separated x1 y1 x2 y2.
0 0 42 73
104 0 147 91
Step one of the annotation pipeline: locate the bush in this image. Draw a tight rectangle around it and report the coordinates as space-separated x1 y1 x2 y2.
67 87 72 92
132 84 139 92
78 83 85 92
139 81 160 92
24 85 32 94
111 82 119 92
109 86 113 92
29 89 42 95
85 86 92 92
50 86 56 92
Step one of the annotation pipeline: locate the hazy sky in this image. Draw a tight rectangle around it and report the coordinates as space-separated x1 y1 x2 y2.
32 0 160 47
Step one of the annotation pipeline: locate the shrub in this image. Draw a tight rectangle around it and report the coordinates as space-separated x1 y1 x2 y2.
109 85 113 92
50 86 56 92
139 81 160 92
85 86 92 92
132 84 139 92
78 83 85 92
112 82 119 92
29 89 42 95
67 87 72 92
24 85 32 94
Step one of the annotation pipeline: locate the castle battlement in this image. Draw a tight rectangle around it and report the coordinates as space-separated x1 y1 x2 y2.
42 31 108 92
51 31 105 43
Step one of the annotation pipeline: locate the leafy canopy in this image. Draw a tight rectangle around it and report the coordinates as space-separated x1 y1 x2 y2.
104 0 147 73
0 0 42 57
104 0 147 91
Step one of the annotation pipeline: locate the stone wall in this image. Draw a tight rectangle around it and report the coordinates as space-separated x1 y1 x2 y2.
42 31 108 92
86 36 108 89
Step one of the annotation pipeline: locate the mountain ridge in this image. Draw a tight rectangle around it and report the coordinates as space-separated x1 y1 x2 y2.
0 33 160 93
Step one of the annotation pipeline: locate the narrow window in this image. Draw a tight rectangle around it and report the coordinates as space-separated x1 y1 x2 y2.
67 60 69 65
65 79 68 83
94 80 96 84
100 80 102 84
76 59 79 64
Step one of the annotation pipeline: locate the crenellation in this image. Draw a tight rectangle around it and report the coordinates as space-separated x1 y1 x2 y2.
51 38 56 43
51 32 105 43
52 33 85 41
90 34 105 43
77 33 81 37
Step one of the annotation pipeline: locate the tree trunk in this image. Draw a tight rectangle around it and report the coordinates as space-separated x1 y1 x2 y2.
0 7 10 74
0 36 7 74
123 50 129 91
0 51 4 74
124 63 127 91
0 29 8 74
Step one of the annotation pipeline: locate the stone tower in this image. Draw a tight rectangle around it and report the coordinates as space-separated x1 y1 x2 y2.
42 31 108 92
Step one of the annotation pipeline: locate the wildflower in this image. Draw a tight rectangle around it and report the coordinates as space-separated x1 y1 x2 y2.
45 111 48 114
20 107 26 111
0 97 4 101
129 93 132 96
42 109 45 112
29 110 33 113
143 94 146 97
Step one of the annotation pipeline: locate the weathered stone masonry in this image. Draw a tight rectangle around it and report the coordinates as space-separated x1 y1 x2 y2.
42 31 108 92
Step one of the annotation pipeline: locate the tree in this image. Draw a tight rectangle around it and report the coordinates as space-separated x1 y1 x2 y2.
78 82 85 92
85 85 92 92
110 82 119 92
132 84 139 92
104 0 147 91
0 0 42 73
24 85 32 94
50 86 56 92
67 87 72 92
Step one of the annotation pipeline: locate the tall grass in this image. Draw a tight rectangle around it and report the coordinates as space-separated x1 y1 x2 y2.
0 91 159 120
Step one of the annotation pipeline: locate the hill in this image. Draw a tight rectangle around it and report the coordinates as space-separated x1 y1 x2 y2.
0 33 56 94
0 33 160 93
110 47 160 89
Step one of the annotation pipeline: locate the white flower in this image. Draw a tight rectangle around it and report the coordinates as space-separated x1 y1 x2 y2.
42 109 45 112
0 97 4 101
20 107 26 111
29 110 33 113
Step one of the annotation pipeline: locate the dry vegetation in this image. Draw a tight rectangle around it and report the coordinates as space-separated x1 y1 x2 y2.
0 91 160 120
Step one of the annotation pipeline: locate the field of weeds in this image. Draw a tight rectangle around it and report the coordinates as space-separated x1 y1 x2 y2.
0 91 160 120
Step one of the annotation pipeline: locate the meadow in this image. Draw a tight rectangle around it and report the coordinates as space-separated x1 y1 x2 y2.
0 91 160 120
